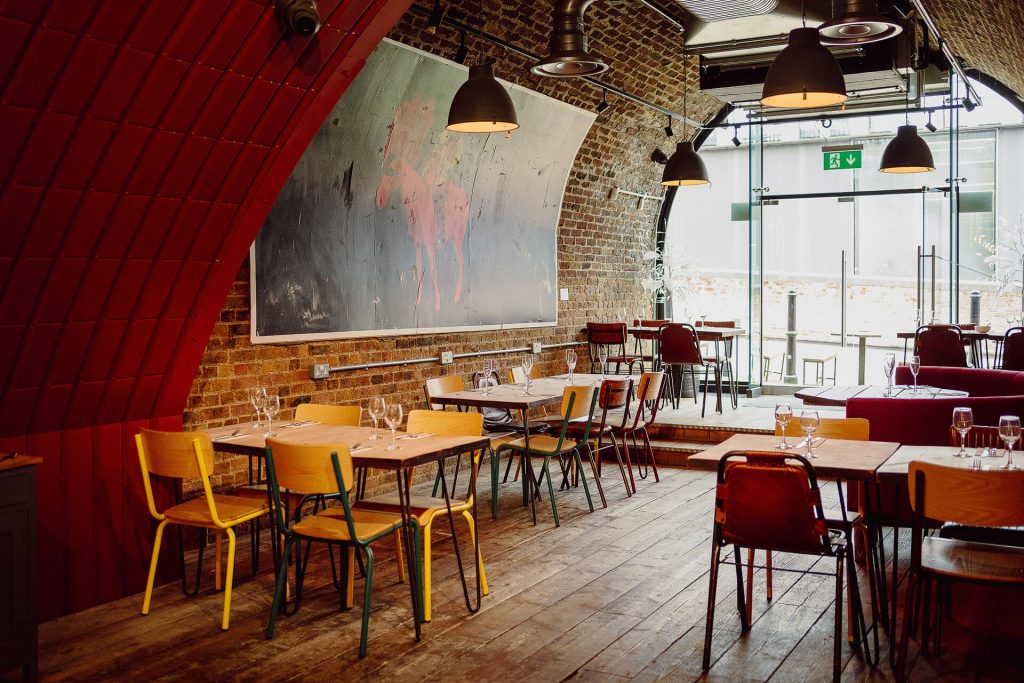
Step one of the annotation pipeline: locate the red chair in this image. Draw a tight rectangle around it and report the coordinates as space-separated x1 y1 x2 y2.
658 323 723 416
703 451 873 682
587 322 642 375
607 372 666 493
695 320 738 409
1001 327 1024 370
631 319 668 371
560 377 634 507
913 324 967 367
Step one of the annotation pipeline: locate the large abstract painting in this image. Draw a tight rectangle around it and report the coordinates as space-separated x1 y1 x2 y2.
251 39 595 342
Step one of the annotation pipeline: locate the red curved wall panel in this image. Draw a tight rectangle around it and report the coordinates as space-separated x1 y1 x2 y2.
0 0 411 619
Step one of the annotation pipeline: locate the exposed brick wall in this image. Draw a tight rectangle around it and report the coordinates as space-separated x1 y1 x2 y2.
924 0 1024 99
183 1 719 490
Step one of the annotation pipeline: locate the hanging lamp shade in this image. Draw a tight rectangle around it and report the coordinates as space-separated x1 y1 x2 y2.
661 141 710 187
760 27 848 109
446 63 519 133
879 124 935 173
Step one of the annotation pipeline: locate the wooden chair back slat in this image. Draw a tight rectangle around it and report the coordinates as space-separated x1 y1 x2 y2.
598 378 631 410
138 427 214 479
947 424 1002 449
295 403 361 426
908 460 1024 527
776 417 870 441
407 409 483 438
265 439 352 495
424 375 465 410
560 385 597 420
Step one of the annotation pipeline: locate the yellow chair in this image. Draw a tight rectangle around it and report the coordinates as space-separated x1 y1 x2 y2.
355 409 489 621
136 428 269 630
295 402 361 426
424 374 465 410
264 439 415 659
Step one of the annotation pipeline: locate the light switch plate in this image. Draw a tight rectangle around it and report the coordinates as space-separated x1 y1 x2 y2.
559 288 569 301
311 363 331 380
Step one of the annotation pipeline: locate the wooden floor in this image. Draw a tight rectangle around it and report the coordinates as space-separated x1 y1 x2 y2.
23 465 1024 682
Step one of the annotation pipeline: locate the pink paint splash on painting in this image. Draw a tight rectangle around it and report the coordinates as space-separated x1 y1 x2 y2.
376 97 469 312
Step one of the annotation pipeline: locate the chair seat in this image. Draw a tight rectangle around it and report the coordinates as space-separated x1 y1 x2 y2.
921 536 1024 583
355 494 470 522
501 434 578 455
164 494 268 526
562 421 612 437
293 507 404 543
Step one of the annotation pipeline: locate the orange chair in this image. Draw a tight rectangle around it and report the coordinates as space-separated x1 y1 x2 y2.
136 428 269 630
703 451 873 682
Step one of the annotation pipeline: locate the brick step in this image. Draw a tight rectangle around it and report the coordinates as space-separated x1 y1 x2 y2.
647 423 772 444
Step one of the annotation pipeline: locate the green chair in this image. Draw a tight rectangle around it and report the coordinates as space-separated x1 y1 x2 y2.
492 385 599 527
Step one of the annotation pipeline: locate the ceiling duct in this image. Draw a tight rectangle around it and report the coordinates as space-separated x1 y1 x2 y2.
818 0 903 45
678 0 780 24
531 0 609 78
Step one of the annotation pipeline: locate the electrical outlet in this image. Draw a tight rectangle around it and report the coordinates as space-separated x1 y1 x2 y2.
531 342 542 354
440 351 454 365
311 363 331 380
559 288 569 301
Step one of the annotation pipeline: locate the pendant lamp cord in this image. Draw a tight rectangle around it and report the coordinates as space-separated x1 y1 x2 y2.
682 56 688 138
801 0 806 27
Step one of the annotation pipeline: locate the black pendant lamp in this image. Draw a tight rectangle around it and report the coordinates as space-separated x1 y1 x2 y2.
446 62 519 133
662 141 709 187
662 61 709 187
761 27 848 109
879 124 935 173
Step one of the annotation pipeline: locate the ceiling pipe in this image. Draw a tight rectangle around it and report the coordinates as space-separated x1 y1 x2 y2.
906 0 980 106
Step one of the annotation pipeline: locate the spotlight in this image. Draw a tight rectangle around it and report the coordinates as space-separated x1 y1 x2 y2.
596 88 610 114
924 112 937 133
731 125 741 147
454 30 468 65
276 0 321 36
663 115 674 138
651 148 669 165
962 96 976 112
426 0 446 34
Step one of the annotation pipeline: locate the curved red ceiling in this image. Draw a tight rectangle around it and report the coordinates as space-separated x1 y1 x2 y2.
0 0 412 437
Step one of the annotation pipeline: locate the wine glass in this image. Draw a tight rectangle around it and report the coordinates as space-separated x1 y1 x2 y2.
384 403 404 451
998 415 1021 470
774 403 794 449
262 393 281 438
699 311 708 328
800 410 820 458
882 353 896 397
952 407 973 458
909 355 921 395
566 348 577 384
248 387 266 428
597 345 608 378
521 353 535 395
368 397 386 440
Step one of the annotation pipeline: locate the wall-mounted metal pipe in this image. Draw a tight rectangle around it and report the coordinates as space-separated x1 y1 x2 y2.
320 341 583 375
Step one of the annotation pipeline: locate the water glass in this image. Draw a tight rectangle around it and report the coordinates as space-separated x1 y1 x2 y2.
598 346 608 378
952 407 973 458
775 403 794 450
384 403 404 451
522 353 535 395
248 387 267 428
368 397 386 440
566 348 577 384
800 410 820 458
882 353 896 397
482 358 495 395
998 415 1021 470
909 355 921 394
262 393 281 438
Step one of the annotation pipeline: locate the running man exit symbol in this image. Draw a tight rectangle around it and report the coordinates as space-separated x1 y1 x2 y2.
823 150 862 170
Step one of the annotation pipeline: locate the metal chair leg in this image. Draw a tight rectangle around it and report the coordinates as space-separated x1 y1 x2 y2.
702 544 722 671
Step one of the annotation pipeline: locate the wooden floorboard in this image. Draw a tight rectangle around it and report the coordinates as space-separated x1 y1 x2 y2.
15 465 1024 683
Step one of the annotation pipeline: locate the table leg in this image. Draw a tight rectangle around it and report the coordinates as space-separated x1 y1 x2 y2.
435 452 482 613
857 337 867 385
395 469 423 632
520 408 538 525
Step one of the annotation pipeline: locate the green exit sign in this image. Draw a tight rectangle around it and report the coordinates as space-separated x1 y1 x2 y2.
824 150 862 170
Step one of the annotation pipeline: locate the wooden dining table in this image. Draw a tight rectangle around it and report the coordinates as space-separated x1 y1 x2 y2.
206 422 490 628
689 433 900 644
430 373 605 523
795 384 969 406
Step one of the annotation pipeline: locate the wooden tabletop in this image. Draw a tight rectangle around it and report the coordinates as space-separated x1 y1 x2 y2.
897 330 1003 340
687 433 900 481
0 453 43 472
875 444 1011 482
431 373 607 410
795 384 969 406
829 332 882 339
205 423 488 469
626 325 745 339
